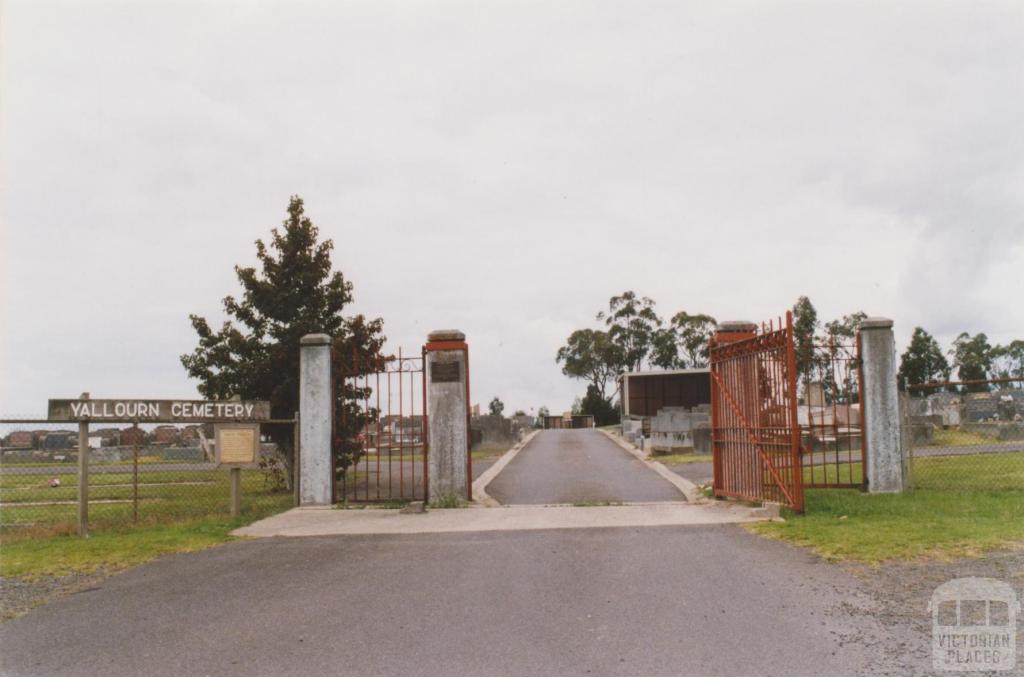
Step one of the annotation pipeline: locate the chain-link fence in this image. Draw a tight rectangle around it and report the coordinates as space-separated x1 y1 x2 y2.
905 378 1024 491
0 418 296 539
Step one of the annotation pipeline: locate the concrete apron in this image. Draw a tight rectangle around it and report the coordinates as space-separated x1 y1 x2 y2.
232 502 770 538
235 432 770 538
235 429 758 539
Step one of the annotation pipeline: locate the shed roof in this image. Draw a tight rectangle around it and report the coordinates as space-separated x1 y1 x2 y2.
619 368 710 380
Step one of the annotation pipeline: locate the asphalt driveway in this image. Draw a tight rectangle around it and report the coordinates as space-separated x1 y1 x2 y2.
485 430 686 505
0 525 925 676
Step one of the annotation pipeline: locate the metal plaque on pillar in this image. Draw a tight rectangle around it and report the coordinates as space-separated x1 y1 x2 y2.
431 362 461 383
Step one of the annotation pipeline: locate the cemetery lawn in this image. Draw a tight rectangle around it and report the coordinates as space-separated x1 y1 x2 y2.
750 454 1024 562
927 428 1002 447
0 513 269 579
1 467 292 530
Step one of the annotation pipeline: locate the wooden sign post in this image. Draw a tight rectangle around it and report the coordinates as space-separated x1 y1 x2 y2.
46 395 272 535
215 424 260 518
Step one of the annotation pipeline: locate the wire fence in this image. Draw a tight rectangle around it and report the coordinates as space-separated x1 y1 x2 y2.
0 418 296 539
904 378 1024 491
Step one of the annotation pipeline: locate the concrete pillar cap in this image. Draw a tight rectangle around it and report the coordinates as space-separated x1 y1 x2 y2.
300 333 332 346
716 321 757 333
858 317 893 330
428 329 466 341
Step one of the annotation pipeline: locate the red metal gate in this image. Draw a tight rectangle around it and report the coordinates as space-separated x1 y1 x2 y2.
710 313 804 512
333 348 427 503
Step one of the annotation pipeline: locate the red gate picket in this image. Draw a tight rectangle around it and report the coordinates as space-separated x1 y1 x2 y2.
709 313 804 512
332 348 427 503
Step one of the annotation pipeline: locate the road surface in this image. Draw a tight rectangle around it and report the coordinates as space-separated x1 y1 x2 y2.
486 430 686 505
0 526 922 676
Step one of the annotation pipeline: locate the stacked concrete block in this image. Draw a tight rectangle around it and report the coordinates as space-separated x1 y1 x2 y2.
962 394 999 422
691 422 712 454
650 407 711 454
470 414 514 450
621 418 644 443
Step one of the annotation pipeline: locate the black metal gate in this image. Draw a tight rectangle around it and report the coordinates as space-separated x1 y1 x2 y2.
332 348 427 503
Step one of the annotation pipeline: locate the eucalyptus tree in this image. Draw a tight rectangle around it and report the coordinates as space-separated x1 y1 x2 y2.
598 291 663 372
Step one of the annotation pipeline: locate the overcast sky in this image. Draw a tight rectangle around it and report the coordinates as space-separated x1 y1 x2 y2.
2 1 1022 416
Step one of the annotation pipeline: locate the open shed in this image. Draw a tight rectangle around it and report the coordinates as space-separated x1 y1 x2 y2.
619 369 711 418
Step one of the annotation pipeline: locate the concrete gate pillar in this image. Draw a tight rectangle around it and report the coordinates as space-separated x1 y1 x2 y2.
858 318 907 493
299 333 333 506
424 330 470 503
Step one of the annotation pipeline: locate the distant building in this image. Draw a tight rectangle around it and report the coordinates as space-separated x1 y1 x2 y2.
41 431 76 450
570 415 594 429
91 428 121 446
120 426 146 446
152 425 180 445
543 415 566 429
512 414 534 430
4 431 37 448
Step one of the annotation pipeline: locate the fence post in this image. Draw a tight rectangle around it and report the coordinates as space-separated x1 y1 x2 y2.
293 410 301 507
424 329 470 503
133 427 140 524
299 334 333 506
77 392 90 537
858 317 907 493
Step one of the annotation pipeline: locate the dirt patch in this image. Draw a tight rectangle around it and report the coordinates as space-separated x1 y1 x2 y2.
0 570 113 621
840 547 1024 674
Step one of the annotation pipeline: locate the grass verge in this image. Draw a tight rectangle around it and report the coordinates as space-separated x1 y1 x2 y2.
748 488 1024 563
471 445 513 460
1 499 292 580
651 452 711 465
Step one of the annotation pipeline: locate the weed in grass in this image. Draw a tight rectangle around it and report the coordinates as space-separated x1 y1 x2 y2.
429 493 467 509
334 499 409 510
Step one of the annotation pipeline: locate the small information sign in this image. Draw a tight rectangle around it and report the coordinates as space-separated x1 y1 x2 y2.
215 424 259 466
